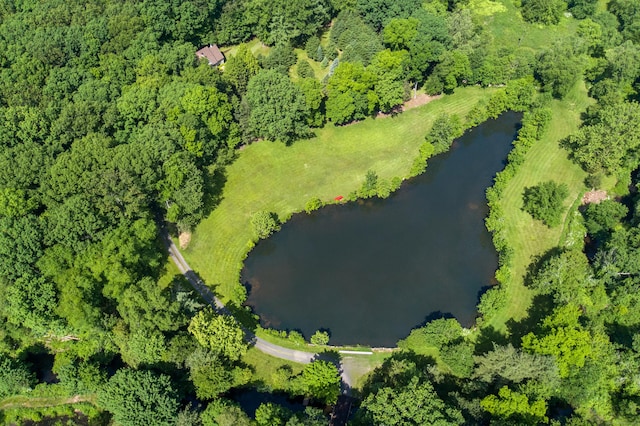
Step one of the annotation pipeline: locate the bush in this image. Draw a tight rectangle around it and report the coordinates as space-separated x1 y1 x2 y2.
478 286 509 322
287 330 307 346
310 330 330 345
356 170 379 198
251 211 280 239
398 318 463 351
440 342 475 378
522 181 569 227
0 354 35 398
409 142 435 177
305 197 323 213
585 173 602 189
97 369 179 426
466 101 490 128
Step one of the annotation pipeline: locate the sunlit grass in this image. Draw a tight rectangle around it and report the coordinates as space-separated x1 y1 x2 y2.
184 87 494 303
485 81 592 332
221 38 271 59
478 0 580 56
243 347 304 391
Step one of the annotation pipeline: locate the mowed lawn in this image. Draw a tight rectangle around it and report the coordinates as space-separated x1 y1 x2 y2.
486 81 592 331
184 86 493 302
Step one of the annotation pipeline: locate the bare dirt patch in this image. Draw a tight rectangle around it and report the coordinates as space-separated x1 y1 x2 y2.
403 93 442 111
375 93 442 119
581 190 608 205
179 232 192 249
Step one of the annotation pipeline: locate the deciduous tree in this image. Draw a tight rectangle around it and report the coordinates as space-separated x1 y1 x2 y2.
98 369 180 426
246 69 310 143
522 181 569 227
188 307 247 361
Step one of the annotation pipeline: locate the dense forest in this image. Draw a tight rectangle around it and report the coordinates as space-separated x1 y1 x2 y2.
0 0 640 424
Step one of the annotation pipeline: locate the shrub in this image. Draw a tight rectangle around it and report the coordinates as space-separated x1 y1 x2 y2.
440 342 475 378
287 330 306 346
305 197 323 213
357 170 379 198
409 142 435 177
466 101 489 128
478 286 509 321
251 211 280 239
310 330 330 345
376 179 392 198
521 0 565 25
582 199 627 237
398 318 463 351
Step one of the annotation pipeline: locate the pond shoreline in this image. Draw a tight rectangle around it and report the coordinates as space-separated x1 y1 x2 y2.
242 112 522 347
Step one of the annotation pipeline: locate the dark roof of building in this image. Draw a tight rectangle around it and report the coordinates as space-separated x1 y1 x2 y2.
196 44 225 65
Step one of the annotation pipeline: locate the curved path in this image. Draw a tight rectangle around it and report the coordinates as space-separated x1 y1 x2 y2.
164 234 316 364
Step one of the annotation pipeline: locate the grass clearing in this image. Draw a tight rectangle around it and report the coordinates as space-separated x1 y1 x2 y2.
221 38 271 59
475 0 581 70
0 395 96 410
243 347 304 390
342 351 395 390
485 81 593 332
184 86 494 303
292 49 330 82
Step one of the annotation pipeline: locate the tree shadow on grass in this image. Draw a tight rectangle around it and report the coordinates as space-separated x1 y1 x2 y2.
523 246 564 288
474 325 510 355
359 351 437 396
201 166 228 218
505 293 556 345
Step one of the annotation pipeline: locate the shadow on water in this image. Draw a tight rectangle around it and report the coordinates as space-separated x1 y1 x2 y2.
24 347 58 385
243 112 523 347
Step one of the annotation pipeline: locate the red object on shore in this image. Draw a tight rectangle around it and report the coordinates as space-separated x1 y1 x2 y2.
335 195 344 201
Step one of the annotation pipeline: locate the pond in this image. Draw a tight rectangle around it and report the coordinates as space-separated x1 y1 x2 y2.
242 112 521 347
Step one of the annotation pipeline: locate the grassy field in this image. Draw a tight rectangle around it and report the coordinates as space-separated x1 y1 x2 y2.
484 81 593 332
183 86 494 302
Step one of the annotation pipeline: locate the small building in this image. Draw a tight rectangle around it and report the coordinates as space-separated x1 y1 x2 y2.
196 44 225 66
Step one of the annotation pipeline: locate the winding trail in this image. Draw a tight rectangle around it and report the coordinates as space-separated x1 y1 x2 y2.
164 234 316 363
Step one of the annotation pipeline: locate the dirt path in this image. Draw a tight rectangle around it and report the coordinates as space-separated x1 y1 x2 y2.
165 232 379 396
0 394 94 410
375 93 443 118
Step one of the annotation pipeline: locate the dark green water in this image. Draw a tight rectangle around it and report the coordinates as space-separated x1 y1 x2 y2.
242 112 521 347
